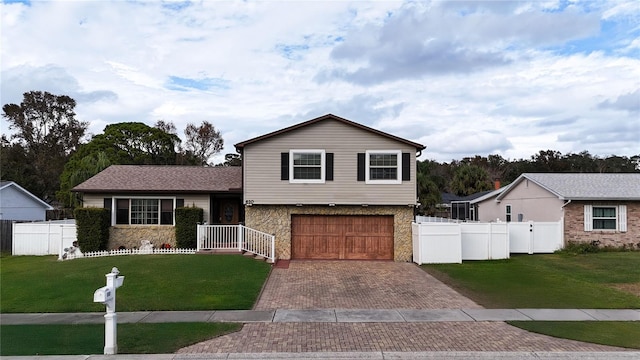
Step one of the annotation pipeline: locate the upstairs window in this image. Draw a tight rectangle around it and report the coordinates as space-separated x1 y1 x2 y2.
289 150 325 183
365 150 402 184
505 205 512 222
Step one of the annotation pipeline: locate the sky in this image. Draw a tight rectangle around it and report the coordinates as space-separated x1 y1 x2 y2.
1 0 639 164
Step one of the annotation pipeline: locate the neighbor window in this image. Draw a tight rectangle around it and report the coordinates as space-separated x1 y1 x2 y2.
592 206 617 230
365 150 401 184
289 150 325 183
112 198 177 225
584 204 626 232
505 205 512 222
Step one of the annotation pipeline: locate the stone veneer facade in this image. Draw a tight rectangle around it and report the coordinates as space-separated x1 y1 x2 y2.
108 225 176 249
244 205 414 262
564 201 640 248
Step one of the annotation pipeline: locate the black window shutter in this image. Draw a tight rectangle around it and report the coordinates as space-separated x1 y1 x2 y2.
326 153 334 181
402 153 411 181
103 198 112 210
176 199 184 208
281 152 289 180
357 153 365 181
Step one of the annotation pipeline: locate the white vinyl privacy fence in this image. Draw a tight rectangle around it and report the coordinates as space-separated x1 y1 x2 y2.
12 220 77 255
412 220 562 264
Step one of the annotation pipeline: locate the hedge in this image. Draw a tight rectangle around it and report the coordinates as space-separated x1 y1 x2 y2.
175 206 203 248
74 207 110 252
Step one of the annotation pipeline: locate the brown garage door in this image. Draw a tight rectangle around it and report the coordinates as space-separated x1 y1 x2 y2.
291 215 394 260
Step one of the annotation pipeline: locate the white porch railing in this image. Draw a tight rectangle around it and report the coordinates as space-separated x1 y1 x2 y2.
197 224 275 263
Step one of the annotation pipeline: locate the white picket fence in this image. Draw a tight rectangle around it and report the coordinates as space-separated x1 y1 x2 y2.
412 220 563 265
12 220 77 256
64 247 196 260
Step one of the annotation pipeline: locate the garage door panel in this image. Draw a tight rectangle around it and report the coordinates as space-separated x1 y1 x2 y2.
292 215 393 260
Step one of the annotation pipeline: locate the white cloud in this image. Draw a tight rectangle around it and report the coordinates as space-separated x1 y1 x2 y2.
1 0 638 164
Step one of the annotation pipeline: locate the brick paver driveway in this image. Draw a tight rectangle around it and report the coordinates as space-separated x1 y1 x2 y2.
179 260 623 353
255 260 481 310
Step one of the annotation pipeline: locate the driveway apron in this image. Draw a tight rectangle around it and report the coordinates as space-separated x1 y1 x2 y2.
255 261 481 310
179 260 625 353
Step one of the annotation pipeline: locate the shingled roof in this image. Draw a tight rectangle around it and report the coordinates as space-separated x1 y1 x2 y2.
72 165 242 193
497 173 640 201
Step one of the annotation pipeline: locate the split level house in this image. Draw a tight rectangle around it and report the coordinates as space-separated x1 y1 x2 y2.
472 173 640 248
73 114 426 261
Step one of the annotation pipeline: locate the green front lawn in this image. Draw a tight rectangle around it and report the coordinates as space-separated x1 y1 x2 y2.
1 323 240 355
1 254 271 312
422 252 640 349
423 252 640 309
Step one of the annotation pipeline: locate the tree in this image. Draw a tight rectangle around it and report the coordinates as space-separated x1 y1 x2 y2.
449 164 492 196
184 121 223 166
57 122 180 207
2 91 87 201
216 153 242 167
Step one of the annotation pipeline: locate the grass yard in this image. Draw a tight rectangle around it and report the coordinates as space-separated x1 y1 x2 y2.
422 252 640 309
422 252 640 349
0 322 240 356
0 254 271 312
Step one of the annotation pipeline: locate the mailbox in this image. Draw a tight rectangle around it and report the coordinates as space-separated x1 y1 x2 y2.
115 275 125 288
94 286 113 303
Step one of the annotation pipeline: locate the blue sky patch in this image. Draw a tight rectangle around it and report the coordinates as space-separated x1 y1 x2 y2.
2 0 30 5
276 44 310 60
165 76 230 91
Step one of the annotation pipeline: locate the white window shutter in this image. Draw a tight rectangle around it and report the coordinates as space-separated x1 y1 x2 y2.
584 205 593 232
618 205 627 232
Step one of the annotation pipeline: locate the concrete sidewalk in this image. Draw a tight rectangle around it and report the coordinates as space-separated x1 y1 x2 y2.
2 308 639 324
3 351 640 360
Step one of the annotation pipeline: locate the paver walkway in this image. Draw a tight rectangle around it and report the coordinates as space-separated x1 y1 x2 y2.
179 261 630 353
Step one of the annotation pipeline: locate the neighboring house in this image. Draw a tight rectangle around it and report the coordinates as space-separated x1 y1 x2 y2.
473 173 640 248
0 181 53 221
235 114 425 261
72 166 242 249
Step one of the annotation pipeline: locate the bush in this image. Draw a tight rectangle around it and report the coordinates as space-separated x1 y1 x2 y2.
74 207 110 252
175 206 203 248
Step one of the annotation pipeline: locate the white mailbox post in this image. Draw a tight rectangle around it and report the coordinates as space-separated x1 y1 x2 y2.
93 267 125 355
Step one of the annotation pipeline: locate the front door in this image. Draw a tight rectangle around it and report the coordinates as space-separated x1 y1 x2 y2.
219 199 239 224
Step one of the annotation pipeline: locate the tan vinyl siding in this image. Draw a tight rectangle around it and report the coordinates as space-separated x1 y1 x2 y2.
243 119 418 205
180 195 211 223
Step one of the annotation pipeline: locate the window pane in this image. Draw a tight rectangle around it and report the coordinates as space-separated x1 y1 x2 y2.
116 199 129 225
131 199 159 225
294 167 321 179
593 219 616 230
370 168 397 180
369 154 397 167
160 199 173 225
593 207 616 217
293 153 321 166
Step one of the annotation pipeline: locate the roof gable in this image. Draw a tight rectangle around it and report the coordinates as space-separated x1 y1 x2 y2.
0 181 53 210
72 165 242 193
234 113 426 151
497 173 640 201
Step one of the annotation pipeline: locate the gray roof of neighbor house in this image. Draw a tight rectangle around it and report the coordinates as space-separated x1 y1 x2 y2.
496 173 640 201
72 165 242 193
234 113 426 151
